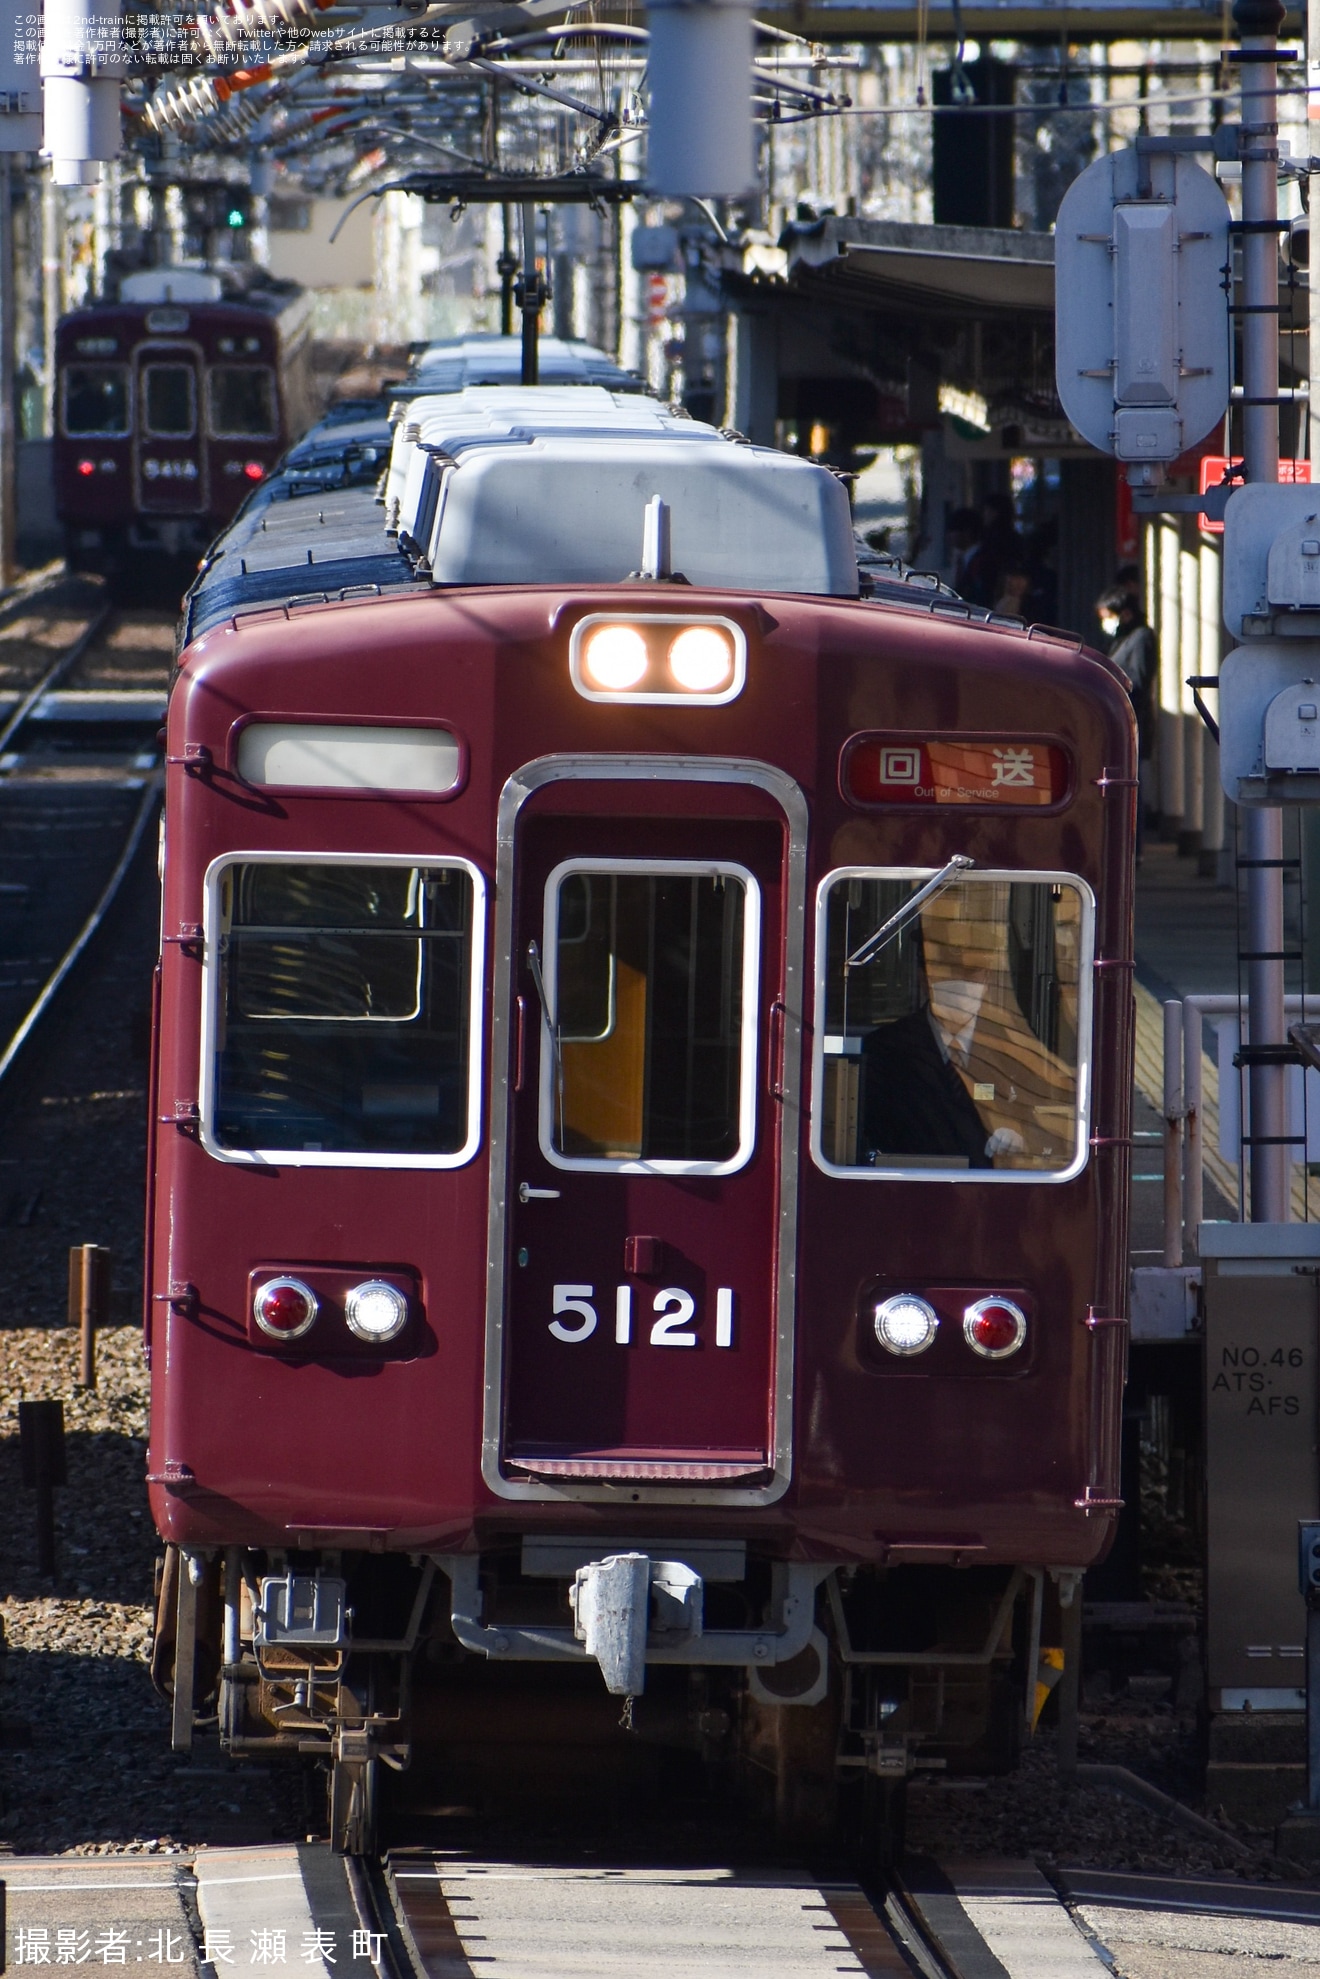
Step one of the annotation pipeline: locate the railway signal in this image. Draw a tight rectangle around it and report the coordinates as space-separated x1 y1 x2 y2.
1055 144 1230 487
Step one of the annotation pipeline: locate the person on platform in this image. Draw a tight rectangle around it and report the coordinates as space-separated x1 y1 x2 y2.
960 493 1021 607
1098 584 1157 857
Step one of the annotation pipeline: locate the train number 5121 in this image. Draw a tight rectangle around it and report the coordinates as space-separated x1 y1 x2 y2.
550 1284 735 1348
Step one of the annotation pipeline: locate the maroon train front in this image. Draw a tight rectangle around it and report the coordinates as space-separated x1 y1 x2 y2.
146 385 1136 1853
55 266 313 573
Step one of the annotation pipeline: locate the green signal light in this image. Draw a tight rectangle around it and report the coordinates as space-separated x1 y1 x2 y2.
227 208 245 227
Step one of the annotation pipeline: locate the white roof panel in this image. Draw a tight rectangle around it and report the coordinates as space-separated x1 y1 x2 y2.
426 436 855 595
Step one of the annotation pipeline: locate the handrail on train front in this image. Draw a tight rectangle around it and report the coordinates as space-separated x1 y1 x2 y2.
1159 993 1320 1262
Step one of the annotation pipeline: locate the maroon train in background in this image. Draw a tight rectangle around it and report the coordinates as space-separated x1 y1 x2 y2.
146 375 1136 1854
54 265 313 573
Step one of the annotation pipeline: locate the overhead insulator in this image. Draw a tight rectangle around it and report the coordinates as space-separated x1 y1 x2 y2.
214 62 273 100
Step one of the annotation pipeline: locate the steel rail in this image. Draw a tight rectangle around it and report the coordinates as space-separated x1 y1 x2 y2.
881 1882 963 1979
345 1856 421 1979
0 604 112 760
0 773 161 1092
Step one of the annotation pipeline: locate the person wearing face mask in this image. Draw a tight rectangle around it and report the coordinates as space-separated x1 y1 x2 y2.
1098 584 1156 856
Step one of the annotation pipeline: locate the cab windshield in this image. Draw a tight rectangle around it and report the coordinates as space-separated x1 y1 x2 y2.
207 858 479 1162
815 869 1090 1178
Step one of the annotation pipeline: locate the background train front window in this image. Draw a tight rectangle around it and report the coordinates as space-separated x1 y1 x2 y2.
546 866 752 1168
209 365 277 438
212 861 473 1155
143 364 196 437
816 870 1088 1176
63 365 129 436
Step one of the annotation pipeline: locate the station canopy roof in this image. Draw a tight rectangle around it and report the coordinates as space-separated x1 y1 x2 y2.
765 217 1055 318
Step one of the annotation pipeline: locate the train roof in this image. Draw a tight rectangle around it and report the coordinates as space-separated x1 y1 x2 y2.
383 385 708 521
399 334 646 399
183 384 997 644
59 265 309 338
387 384 854 593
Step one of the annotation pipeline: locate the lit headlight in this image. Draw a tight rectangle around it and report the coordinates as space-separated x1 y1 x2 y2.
344 1279 409 1342
580 623 648 691
253 1276 319 1340
569 614 747 705
668 624 734 693
873 1293 939 1356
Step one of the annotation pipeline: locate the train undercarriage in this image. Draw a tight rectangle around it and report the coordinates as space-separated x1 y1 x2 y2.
152 1542 1077 1856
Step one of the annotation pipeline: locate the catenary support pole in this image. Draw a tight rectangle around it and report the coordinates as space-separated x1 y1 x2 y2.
499 202 516 337
1238 0 1290 1222
519 201 540 386
0 158 15 591
42 175 59 438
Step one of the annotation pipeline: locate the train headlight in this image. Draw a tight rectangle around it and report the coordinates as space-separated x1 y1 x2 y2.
580 623 648 691
253 1276 319 1341
570 615 747 705
668 625 734 693
963 1296 1026 1359
873 1293 939 1356
344 1279 409 1343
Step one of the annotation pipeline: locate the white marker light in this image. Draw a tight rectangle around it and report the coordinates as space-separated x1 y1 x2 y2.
873 1293 939 1356
344 1280 409 1342
668 624 734 693
581 624 648 691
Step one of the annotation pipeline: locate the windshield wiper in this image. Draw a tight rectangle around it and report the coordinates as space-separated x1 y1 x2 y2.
845 855 976 971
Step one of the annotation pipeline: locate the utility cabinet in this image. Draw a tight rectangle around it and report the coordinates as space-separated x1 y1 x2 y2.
1203 1223 1320 1710
1202 1224 1320 1826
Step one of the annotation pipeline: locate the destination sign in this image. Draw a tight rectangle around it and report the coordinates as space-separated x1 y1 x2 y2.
843 735 1070 809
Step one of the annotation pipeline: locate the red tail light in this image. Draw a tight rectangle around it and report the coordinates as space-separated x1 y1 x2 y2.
243 460 265 481
963 1296 1026 1359
253 1276 319 1340
77 458 95 476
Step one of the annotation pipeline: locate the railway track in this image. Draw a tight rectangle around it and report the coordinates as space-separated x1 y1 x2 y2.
0 589 169 1090
196 1846 1119 1979
16 1843 1320 1977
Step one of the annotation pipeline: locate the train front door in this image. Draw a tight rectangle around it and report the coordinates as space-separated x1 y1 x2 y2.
491 770 801 1497
134 344 206 514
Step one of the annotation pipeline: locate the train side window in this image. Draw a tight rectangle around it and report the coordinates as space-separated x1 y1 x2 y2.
202 857 485 1166
143 364 196 438
208 365 277 439
63 364 129 437
812 868 1094 1182
541 860 760 1175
